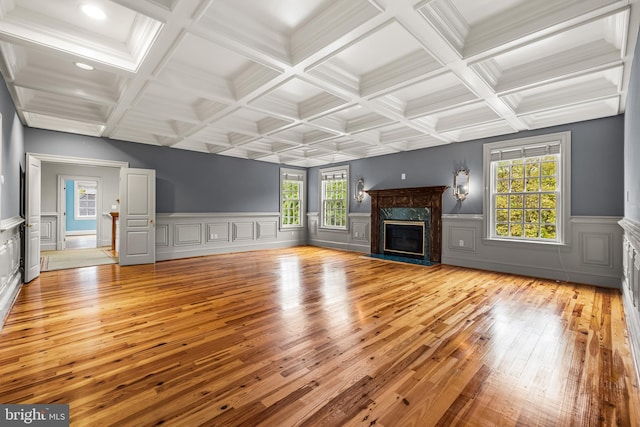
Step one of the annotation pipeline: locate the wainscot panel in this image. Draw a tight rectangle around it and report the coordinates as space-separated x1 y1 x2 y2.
307 212 370 253
442 215 622 288
257 221 278 240
40 213 58 251
174 223 202 246
0 217 24 330
156 213 305 261
620 218 640 385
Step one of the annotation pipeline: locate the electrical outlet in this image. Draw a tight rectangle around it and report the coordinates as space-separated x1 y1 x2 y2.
459 239 464 247
401 173 406 180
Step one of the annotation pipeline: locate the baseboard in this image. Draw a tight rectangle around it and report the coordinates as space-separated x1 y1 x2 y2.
622 283 640 387
442 215 622 288
41 243 57 251
443 254 621 288
156 240 302 261
308 238 369 253
0 268 21 331
66 230 96 236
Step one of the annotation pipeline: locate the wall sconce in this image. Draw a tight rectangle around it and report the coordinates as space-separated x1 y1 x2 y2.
355 178 365 203
453 167 469 201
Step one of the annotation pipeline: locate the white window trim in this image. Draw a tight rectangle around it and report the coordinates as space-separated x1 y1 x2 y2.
319 165 349 231
74 180 98 220
280 167 306 229
483 131 571 245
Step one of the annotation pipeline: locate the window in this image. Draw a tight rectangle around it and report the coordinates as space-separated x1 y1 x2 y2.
280 168 306 228
320 166 349 229
75 180 97 219
483 132 570 244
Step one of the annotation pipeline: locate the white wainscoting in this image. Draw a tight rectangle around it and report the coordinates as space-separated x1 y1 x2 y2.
40 212 58 251
155 213 305 261
307 212 370 253
620 217 640 384
442 215 622 288
0 217 24 330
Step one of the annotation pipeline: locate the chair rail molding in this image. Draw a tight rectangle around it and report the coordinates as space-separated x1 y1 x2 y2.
156 212 305 261
0 216 24 330
442 214 622 288
620 217 640 385
307 212 371 253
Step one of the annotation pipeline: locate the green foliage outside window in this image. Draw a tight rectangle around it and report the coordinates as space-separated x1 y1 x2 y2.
493 155 558 241
322 178 347 228
281 180 301 226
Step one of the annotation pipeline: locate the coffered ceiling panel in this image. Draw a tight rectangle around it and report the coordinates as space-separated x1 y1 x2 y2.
470 10 629 94
0 0 637 166
308 19 442 96
248 77 348 120
373 72 478 118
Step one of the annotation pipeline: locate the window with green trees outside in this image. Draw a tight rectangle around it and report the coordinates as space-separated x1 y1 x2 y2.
282 180 302 226
280 168 305 229
484 132 570 244
493 155 558 240
320 167 348 229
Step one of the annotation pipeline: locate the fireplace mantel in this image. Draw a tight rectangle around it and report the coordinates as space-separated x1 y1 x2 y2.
367 186 448 263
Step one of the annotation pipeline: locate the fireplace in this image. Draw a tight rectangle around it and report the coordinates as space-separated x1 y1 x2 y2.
384 220 425 259
367 186 448 263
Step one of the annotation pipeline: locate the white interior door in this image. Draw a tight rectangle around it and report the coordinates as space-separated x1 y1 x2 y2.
119 168 155 266
25 154 41 282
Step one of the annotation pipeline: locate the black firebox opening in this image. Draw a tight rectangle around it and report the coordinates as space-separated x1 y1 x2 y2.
383 220 425 260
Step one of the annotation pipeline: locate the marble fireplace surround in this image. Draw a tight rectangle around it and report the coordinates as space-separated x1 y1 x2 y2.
367 186 448 263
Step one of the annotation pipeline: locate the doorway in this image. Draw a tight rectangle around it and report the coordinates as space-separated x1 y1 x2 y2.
25 153 156 280
39 176 115 271
62 177 99 250
27 154 128 273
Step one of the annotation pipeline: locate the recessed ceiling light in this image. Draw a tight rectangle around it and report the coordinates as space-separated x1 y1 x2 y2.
81 4 107 20
75 62 95 71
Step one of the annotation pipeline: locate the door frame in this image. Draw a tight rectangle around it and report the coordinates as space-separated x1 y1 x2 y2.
25 153 129 271
24 154 40 283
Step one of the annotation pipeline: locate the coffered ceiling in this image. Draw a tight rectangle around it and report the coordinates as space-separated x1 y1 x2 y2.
0 0 637 167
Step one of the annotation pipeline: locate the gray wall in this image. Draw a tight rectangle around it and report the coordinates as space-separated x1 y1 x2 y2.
625 30 640 222
25 128 282 214
309 115 624 217
0 80 24 220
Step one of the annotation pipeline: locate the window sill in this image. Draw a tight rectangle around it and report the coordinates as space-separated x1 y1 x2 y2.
319 227 349 233
280 226 304 231
482 237 570 249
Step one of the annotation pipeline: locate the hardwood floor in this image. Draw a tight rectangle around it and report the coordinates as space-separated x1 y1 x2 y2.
1 246 638 426
65 234 97 249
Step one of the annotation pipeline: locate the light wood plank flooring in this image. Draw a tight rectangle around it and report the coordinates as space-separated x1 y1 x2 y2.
1 246 639 426
65 234 97 249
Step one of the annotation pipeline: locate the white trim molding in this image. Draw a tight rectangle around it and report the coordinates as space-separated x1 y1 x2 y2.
0 217 24 330
155 212 305 261
307 212 370 253
620 217 640 385
26 152 128 168
443 214 622 288
483 131 571 245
